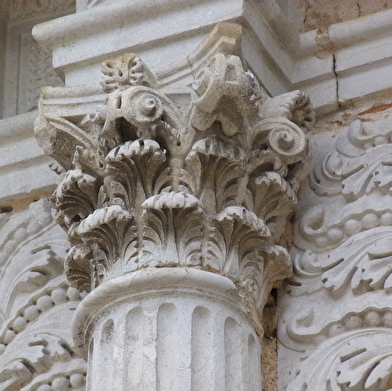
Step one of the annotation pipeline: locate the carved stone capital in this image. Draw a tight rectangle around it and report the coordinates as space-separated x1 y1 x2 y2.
35 22 312 315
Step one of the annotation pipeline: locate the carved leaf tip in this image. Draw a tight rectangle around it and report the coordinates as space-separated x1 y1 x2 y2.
100 53 157 93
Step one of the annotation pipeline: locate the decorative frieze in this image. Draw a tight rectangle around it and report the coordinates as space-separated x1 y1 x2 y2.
20 37 64 114
278 115 392 391
0 200 86 391
0 0 75 119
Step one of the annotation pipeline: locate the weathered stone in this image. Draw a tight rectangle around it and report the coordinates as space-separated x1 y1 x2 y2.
3 1 392 390
0 200 86 391
278 114 392 391
34 22 311 390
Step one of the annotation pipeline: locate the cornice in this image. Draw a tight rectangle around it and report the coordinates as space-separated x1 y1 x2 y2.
32 1 392 115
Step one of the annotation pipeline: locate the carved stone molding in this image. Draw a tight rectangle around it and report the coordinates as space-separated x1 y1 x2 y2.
0 200 86 391
278 115 392 391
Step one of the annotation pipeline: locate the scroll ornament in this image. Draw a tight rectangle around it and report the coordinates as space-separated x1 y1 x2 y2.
35 51 313 312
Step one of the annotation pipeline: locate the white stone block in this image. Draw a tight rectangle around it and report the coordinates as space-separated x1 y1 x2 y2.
299 77 338 115
335 33 392 73
338 60 392 103
0 112 59 203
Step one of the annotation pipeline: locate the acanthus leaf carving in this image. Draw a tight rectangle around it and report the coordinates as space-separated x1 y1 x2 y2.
285 329 392 391
337 334 392 391
35 23 312 313
185 136 246 215
309 118 392 199
104 139 169 210
279 112 392 391
0 200 86 390
34 114 100 172
206 206 270 277
141 191 203 267
247 171 297 242
51 169 100 239
321 227 392 296
241 245 292 309
65 244 93 293
76 205 137 283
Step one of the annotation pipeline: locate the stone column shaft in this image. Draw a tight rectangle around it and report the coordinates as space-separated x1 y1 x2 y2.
75 268 261 391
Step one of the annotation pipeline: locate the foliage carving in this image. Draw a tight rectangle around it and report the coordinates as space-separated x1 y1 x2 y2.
35 27 312 311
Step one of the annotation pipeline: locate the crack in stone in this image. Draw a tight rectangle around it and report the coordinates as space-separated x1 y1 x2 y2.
332 53 341 108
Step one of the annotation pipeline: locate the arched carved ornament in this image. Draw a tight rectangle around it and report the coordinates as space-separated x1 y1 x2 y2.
279 116 392 391
0 200 86 391
35 23 313 342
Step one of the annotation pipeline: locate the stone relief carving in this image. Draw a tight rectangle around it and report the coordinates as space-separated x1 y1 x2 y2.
35 27 313 316
278 115 392 391
35 23 313 317
20 37 64 114
0 200 86 391
1 0 75 22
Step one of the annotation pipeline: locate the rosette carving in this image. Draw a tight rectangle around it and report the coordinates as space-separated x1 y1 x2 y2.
100 53 157 93
35 23 312 311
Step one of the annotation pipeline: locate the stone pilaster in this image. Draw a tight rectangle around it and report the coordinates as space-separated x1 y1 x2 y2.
35 23 312 390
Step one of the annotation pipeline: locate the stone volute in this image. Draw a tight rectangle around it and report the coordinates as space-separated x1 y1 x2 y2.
34 23 313 390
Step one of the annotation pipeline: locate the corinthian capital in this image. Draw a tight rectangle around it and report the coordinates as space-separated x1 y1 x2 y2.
35 22 313 314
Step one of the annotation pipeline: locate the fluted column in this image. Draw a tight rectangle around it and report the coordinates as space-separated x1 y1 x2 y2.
74 268 261 391
35 23 312 390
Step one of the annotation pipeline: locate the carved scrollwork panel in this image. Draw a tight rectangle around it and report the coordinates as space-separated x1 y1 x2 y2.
279 115 392 391
286 329 392 391
0 200 86 391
